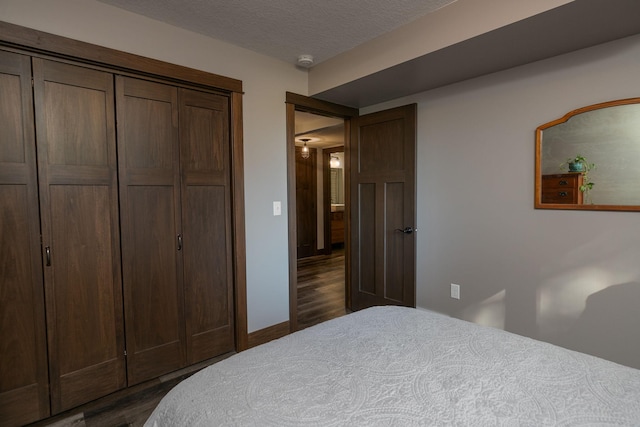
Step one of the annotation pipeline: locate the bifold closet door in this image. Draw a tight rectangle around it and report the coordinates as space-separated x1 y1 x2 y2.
33 58 126 413
116 76 186 385
179 88 235 364
117 79 236 382
0 51 50 426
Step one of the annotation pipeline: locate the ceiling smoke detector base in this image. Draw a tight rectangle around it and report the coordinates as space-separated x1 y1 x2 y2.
297 54 314 68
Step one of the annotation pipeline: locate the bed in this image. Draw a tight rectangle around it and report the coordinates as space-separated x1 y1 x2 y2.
145 306 640 426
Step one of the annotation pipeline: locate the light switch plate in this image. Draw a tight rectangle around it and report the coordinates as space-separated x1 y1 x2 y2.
451 283 460 299
273 201 282 216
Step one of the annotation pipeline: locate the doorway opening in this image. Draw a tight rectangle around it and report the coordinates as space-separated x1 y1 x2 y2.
285 93 358 332
295 111 345 329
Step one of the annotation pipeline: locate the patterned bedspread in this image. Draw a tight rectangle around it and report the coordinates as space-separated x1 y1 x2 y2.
146 306 640 426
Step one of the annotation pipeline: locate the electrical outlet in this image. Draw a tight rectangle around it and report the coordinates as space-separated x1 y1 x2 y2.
451 283 460 300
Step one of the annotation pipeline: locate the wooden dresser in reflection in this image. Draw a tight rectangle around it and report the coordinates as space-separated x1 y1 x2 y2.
331 210 345 244
541 173 583 204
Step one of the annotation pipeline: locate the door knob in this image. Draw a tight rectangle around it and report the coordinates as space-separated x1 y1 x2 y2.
395 227 414 234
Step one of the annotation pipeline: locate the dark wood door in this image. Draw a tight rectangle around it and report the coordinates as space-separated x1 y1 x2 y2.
116 76 186 385
0 51 50 426
33 58 126 413
179 88 235 364
296 146 318 258
350 104 417 310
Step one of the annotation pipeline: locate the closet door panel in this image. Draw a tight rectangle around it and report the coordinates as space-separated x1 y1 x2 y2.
0 59 28 163
180 89 234 363
116 76 186 385
183 186 234 360
48 185 123 401
0 51 50 426
122 186 184 384
33 58 125 413
0 186 47 426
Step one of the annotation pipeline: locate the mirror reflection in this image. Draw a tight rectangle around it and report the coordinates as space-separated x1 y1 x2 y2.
330 152 344 207
536 98 640 211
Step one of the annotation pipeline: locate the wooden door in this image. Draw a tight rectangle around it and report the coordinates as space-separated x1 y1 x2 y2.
350 104 417 310
116 76 186 385
0 51 50 426
33 58 126 413
179 88 235 364
296 146 318 258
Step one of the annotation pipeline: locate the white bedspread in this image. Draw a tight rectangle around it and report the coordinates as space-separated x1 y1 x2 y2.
146 306 640 426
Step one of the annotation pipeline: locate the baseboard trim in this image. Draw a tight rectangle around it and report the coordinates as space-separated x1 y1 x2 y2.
247 321 290 349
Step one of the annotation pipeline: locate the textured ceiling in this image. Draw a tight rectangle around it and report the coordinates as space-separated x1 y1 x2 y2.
96 0 456 65
94 0 640 110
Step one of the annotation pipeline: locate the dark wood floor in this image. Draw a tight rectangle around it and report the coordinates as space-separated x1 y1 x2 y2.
297 245 347 330
27 353 233 427
29 247 347 426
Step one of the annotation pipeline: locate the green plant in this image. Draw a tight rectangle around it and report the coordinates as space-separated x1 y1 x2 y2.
560 154 596 199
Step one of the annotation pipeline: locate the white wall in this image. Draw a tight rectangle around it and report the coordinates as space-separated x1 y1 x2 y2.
362 34 640 368
0 0 307 332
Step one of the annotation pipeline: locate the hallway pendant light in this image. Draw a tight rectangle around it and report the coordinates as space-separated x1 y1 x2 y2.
300 138 310 159
330 156 340 168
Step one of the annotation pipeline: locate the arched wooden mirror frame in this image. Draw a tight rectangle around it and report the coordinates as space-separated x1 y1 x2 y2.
535 97 640 212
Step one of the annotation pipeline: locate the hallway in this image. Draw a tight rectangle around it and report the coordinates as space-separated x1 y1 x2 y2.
296 247 347 330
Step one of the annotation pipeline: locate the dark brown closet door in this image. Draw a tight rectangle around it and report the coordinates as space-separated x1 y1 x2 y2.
179 88 234 364
116 76 186 385
32 58 125 413
295 146 318 258
0 51 50 426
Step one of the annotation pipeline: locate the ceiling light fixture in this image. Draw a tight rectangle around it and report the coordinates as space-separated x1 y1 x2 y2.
300 138 311 159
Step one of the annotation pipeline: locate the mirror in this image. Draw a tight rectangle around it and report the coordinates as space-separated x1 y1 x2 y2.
535 97 640 211
330 152 345 207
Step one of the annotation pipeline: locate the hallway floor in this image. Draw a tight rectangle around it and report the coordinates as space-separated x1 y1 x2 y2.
297 246 347 330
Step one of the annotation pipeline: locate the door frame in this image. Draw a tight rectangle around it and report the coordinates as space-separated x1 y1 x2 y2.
285 92 358 332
